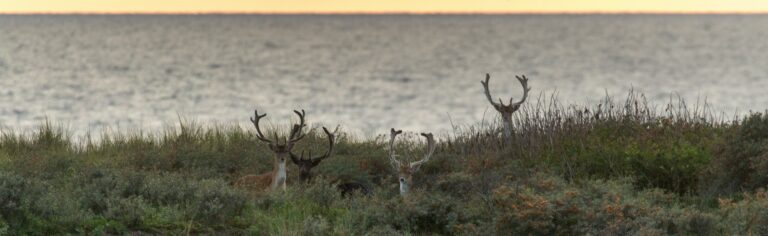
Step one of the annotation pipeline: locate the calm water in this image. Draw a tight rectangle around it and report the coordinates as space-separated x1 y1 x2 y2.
1 14 767 137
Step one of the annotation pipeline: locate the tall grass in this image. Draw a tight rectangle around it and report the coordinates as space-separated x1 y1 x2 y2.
449 91 728 194
1 92 766 234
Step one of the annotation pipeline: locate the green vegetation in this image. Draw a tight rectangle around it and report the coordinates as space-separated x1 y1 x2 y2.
2 93 768 235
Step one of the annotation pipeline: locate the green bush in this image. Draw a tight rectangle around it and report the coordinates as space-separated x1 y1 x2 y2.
703 112 768 196
346 190 466 235
0 172 38 230
0 172 98 234
188 178 248 225
717 189 768 235
4 168 251 234
491 174 720 235
4 94 768 234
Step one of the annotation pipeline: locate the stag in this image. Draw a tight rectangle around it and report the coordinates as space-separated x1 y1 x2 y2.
234 109 306 192
388 128 436 196
290 126 370 197
481 73 531 139
290 126 336 183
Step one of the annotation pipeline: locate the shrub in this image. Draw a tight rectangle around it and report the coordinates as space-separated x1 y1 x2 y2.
0 172 37 229
718 189 768 235
1 93 765 234
241 179 368 235
347 190 464 235
703 112 768 196
188 178 248 225
300 215 331 236
79 169 146 214
0 172 96 234
74 169 248 233
491 174 721 235
103 196 149 230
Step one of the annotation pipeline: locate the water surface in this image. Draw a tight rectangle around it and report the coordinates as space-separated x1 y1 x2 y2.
1 14 766 136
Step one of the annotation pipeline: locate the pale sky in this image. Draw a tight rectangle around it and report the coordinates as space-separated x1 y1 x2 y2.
1 0 768 13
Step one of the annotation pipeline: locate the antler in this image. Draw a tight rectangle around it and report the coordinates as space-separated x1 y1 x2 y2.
289 124 303 141
288 110 306 142
409 133 436 169
388 128 403 169
251 109 307 146
481 73 532 112
250 109 274 144
307 127 335 165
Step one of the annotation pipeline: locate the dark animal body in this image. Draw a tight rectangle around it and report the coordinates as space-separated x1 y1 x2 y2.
337 182 370 197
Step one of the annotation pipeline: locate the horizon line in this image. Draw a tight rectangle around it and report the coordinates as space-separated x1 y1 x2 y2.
3 10 768 15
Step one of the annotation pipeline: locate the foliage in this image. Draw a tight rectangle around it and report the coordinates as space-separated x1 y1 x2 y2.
491 174 720 235
0 93 766 234
702 112 768 197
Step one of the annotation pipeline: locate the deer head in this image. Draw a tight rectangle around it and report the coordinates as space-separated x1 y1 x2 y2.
289 126 336 182
481 73 531 138
250 109 306 172
388 128 436 196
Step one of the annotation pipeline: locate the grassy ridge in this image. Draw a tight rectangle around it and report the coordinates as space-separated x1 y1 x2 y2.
2 93 768 235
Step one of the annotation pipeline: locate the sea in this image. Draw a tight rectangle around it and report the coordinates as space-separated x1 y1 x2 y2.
1 14 767 138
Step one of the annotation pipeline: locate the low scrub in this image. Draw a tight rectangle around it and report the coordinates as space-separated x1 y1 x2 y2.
702 112 768 197
3 93 768 234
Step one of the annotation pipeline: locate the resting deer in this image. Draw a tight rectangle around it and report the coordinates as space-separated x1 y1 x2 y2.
388 128 437 196
481 73 531 139
233 109 305 192
289 126 370 196
290 126 335 183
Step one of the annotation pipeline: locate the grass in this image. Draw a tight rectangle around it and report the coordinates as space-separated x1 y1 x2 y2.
2 92 768 235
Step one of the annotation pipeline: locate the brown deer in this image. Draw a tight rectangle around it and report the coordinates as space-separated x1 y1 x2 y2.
388 128 436 196
481 73 531 139
289 126 370 197
289 126 335 183
233 109 306 192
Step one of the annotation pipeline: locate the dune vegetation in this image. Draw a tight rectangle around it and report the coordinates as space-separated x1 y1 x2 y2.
2 92 768 235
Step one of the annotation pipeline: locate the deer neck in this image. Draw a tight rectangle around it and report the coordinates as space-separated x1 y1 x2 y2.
500 112 513 139
399 175 410 196
271 156 287 189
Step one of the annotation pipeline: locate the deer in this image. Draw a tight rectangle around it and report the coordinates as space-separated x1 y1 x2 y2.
233 109 306 193
388 128 437 196
289 126 335 183
289 126 371 197
481 73 531 139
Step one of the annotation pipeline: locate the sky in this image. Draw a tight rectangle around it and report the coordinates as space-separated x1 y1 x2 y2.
1 0 768 14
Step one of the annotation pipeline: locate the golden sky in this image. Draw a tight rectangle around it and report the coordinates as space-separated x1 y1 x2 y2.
2 0 768 14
